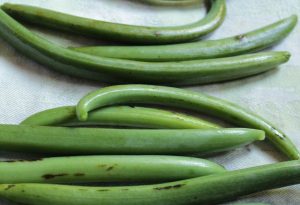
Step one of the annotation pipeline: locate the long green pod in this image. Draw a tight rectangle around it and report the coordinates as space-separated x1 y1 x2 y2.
0 155 225 184
0 125 264 155
0 9 290 85
1 1 226 44
21 106 220 129
72 15 298 61
1 160 300 205
76 85 300 160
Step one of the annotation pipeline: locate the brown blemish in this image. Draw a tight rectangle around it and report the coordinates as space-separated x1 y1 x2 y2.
97 189 109 192
3 158 43 163
154 31 162 37
98 164 117 171
154 184 185 190
106 166 115 171
122 189 129 191
4 185 15 191
42 173 68 180
74 173 85 177
235 34 246 41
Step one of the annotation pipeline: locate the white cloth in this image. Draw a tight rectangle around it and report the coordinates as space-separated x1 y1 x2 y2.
0 0 299 204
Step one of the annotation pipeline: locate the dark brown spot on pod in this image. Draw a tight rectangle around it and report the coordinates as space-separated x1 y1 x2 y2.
74 173 85 177
154 184 185 190
3 158 43 163
42 173 68 180
235 34 246 41
106 166 114 171
106 164 118 171
4 185 15 191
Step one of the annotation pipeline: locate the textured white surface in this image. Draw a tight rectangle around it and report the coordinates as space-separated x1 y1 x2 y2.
0 0 299 204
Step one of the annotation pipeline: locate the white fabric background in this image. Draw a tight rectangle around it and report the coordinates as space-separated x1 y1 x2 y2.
0 0 299 204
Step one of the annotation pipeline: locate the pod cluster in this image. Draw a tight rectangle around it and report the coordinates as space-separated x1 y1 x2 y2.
0 1 299 205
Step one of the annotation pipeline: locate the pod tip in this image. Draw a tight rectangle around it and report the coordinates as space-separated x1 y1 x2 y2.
288 14 298 27
290 14 298 21
278 51 291 63
257 130 266 141
284 52 291 61
78 112 88 121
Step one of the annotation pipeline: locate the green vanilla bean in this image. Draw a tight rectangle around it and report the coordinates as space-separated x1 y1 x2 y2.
71 15 298 62
21 106 220 129
0 155 225 184
1 0 226 44
0 9 290 85
76 84 300 160
0 160 299 205
0 125 264 155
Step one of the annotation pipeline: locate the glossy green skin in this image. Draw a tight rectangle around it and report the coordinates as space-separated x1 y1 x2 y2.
72 15 298 61
0 9 289 85
1 0 226 44
21 106 220 129
0 155 225 184
76 85 300 160
0 160 299 205
0 125 264 155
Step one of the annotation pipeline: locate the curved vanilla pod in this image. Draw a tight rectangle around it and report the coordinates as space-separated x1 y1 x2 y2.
76 85 300 159
1 0 226 44
0 9 290 85
72 15 298 61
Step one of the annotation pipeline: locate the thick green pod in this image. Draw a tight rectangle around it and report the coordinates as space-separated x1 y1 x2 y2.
0 9 290 85
0 155 225 183
0 160 299 205
0 125 264 155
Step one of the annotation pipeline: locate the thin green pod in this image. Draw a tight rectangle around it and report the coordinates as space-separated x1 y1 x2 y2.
0 9 290 85
0 155 225 184
1 1 226 44
0 160 300 205
76 84 300 160
0 125 264 155
21 106 220 129
72 15 298 62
